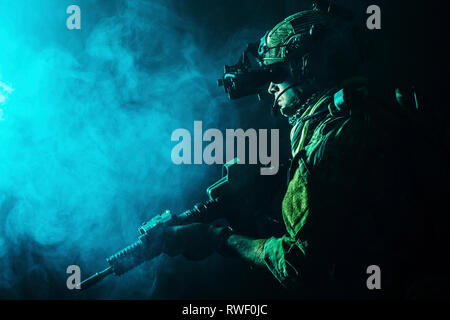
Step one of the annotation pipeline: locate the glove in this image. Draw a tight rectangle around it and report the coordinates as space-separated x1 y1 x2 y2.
161 223 233 261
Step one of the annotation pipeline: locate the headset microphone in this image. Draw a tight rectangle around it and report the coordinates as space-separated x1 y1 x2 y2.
271 84 297 116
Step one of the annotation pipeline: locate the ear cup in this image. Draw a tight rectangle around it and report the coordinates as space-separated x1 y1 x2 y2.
284 24 327 82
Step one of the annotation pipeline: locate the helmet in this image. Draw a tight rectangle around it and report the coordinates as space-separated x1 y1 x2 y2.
257 9 330 67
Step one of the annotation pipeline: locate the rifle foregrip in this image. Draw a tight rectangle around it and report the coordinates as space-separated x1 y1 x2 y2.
107 239 147 276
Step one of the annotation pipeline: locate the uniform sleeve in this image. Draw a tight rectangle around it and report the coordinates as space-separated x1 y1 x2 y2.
263 235 306 288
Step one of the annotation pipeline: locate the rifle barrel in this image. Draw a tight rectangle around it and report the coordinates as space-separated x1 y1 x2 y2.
80 266 114 290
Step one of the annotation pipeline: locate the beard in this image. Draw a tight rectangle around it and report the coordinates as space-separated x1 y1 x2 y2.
276 82 322 125
287 92 323 126
280 94 304 117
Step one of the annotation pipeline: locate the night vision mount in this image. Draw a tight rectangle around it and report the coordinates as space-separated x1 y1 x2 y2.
217 43 287 101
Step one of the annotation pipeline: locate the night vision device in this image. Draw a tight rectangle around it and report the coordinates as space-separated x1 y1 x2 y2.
217 42 290 101
217 8 330 106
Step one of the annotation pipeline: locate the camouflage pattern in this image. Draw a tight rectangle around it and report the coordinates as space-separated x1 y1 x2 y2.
262 90 358 292
261 82 429 298
258 9 329 66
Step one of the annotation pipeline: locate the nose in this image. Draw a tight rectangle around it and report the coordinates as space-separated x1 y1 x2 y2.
267 82 279 96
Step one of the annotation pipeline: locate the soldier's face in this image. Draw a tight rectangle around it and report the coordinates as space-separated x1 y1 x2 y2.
267 77 302 117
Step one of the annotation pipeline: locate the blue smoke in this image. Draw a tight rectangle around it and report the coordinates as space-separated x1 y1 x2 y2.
0 0 265 298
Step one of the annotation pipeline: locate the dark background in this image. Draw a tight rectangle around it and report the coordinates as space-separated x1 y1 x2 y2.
0 0 448 299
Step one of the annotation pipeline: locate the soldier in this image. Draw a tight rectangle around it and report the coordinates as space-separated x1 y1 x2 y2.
159 6 431 299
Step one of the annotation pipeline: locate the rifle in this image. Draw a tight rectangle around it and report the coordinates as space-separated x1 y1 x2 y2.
79 158 269 290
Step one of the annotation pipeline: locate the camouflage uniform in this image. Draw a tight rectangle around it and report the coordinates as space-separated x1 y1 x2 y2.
262 82 423 298
257 10 429 298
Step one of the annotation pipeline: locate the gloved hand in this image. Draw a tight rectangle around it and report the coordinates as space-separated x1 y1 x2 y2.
161 223 232 261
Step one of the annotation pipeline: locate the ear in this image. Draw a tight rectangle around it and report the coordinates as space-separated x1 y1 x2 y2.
301 53 311 78
294 53 316 81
